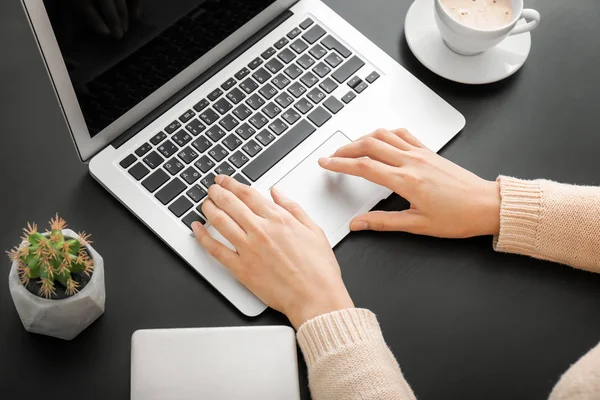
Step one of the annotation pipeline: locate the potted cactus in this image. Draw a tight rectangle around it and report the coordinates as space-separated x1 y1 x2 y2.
7 215 105 340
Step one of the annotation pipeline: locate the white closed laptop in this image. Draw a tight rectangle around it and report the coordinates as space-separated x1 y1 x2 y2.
23 0 465 316
131 326 300 400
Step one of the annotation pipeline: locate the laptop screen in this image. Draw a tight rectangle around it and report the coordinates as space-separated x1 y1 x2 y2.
43 0 277 137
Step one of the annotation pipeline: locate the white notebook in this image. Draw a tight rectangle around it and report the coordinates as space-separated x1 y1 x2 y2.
131 326 300 400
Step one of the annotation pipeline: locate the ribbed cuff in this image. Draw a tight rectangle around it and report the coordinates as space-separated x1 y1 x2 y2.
493 176 543 256
296 308 385 367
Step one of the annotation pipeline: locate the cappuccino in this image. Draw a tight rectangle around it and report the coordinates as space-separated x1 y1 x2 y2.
440 0 513 30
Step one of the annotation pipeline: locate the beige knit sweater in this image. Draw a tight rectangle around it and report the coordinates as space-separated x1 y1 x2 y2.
297 177 600 400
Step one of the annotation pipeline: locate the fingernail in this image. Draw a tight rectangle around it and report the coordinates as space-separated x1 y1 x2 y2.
99 25 110 36
271 186 279 195
318 157 330 165
191 222 202 234
214 175 224 184
113 26 123 39
350 221 368 231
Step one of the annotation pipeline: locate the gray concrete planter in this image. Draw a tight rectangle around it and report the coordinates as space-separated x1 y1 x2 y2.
8 229 105 340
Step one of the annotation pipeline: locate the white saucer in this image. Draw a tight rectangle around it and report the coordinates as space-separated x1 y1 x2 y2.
404 0 531 84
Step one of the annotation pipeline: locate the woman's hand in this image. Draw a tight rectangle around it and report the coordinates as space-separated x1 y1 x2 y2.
192 175 353 330
74 0 143 38
319 128 501 238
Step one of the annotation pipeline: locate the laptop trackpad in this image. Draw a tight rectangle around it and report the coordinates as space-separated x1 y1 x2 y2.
272 132 384 236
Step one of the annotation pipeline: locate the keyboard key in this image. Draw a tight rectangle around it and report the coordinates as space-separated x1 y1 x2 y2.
165 121 181 134
308 106 332 127
150 132 167 145
324 52 343 68
128 162 149 180
235 67 250 80
236 123 256 140
181 166 201 184
215 161 235 176
206 127 226 142
226 87 246 104
274 37 289 49
223 134 243 151
259 83 278 100
287 27 302 39
172 131 192 147
321 35 352 58
323 96 344 114
186 185 207 203
233 104 253 120
195 155 215 173
240 78 259 94
347 76 361 89
252 67 271 84
135 143 152 156
332 56 365 83
282 109 301 125
342 91 356 103
275 92 294 108
366 71 380 83
219 114 239 131
221 78 236 91
208 144 228 162
256 130 275 146
300 72 318 88
278 48 296 64
300 18 314 29
309 44 327 59
177 147 199 164
200 173 217 189
233 174 251 185
290 39 309 54
120 154 137 168
261 47 276 59
302 25 326 44
242 139 262 157
158 140 177 157
191 135 211 153
208 88 223 101
265 58 284 74
213 98 233 115
193 99 209 112
199 108 220 125
271 74 291 90
179 110 194 123
288 82 307 98
294 98 314 114
313 62 331 78
268 118 288 135
248 57 263 70
307 88 326 104
229 151 250 168
319 77 338 93
164 158 184 175
169 196 193 217
143 151 164 169
155 178 186 205
249 112 268 129
284 63 303 79
262 102 282 118
297 54 315 70
142 169 169 192
246 93 265 110
182 211 206 230
354 81 368 93
185 119 206 136
243 120 316 181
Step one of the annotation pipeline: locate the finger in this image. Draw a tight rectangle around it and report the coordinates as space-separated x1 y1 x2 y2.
191 222 242 274
355 128 414 152
98 0 123 38
214 175 276 218
114 0 129 32
350 210 423 233
318 156 397 188
330 137 405 167
129 0 143 19
202 199 247 249
207 183 260 232
80 2 111 36
270 187 319 231
392 128 426 148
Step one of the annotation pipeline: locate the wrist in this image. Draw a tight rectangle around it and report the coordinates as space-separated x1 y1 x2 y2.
476 179 501 236
287 285 354 330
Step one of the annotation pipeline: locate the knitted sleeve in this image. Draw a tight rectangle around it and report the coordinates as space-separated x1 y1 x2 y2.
494 176 600 273
297 308 416 400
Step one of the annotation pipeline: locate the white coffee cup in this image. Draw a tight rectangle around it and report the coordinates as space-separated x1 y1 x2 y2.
434 0 540 56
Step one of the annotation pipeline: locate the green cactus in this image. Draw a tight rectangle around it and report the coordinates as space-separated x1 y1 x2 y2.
7 215 94 298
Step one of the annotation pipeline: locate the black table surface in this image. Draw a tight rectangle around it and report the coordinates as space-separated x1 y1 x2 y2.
2 0 600 399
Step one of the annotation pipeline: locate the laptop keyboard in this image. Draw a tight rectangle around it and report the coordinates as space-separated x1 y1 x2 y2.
119 18 380 231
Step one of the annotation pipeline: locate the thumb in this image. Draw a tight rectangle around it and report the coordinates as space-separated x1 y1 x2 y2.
350 210 423 233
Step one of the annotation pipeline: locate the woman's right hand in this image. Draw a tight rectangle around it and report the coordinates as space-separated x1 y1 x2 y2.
319 128 502 238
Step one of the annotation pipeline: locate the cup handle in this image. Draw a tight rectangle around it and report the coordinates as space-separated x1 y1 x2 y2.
509 9 541 36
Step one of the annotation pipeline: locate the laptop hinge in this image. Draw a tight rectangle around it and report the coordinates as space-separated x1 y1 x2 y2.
112 9 294 149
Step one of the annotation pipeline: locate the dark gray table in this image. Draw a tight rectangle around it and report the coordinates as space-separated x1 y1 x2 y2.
1 1 600 399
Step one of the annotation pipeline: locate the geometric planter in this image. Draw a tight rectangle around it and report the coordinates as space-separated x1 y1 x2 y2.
8 229 105 340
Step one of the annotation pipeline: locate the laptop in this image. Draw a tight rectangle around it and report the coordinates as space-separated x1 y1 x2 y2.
131 326 300 399
23 0 465 316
